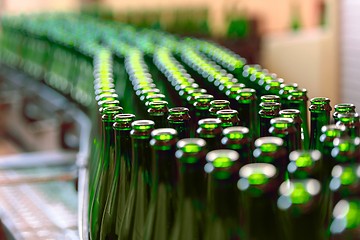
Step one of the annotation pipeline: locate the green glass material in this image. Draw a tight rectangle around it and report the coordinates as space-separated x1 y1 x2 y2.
330 164 360 201
330 199 360 238
269 117 297 152
253 137 287 180
336 112 360 139
280 109 303 149
171 138 207 240
288 150 322 180
319 124 347 177
205 149 244 240
238 163 280 239
331 137 360 165
193 94 214 124
225 83 245 109
100 113 135 240
167 107 191 139
118 120 155 240
89 106 123 240
221 126 252 164
144 128 178 240
333 103 356 123
236 88 258 139
209 100 231 117
277 179 323 240
216 109 240 128
259 102 281 137
288 89 309 149
196 118 223 151
147 100 169 128
309 97 332 150
279 83 298 109
260 95 281 104
263 78 284 95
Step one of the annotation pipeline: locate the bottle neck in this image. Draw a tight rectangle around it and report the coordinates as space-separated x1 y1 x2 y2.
114 129 132 173
131 137 152 185
153 148 178 186
310 111 330 150
101 121 116 168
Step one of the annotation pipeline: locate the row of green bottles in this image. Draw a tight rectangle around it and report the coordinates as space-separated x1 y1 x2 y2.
1 13 360 240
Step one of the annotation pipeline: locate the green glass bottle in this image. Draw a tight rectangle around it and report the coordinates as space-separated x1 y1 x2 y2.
167 107 191 139
279 83 298 109
236 88 258 139
277 179 323 240
319 124 347 178
147 100 169 128
118 120 155 240
263 78 284 95
287 150 322 180
225 83 245 109
309 97 332 150
144 128 178 240
253 137 287 180
89 106 123 240
288 88 309 149
196 118 223 151
193 94 214 125
100 113 135 240
171 138 207 240
216 109 241 128
204 149 245 240
336 112 360 139
330 198 360 239
269 117 297 152
280 109 303 149
238 163 281 239
222 126 252 164
259 102 281 137
333 103 356 123
209 99 231 117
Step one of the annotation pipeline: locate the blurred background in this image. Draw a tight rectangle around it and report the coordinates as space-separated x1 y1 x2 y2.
0 0 358 239
0 0 351 106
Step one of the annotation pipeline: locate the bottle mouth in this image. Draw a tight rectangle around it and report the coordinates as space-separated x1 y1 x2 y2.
270 117 294 129
259 102 281 110
169 107 189 115
310 97 331 105
334 103 356 112
331 165 360 186
238 163 277 186
132 120 155 131
223 126 249 140
278 179 320 207
288 88 308 99
216 109 238 119
101 106 123 121
254 136 284 150
210 99 230 108
176 138 206 153
321 124 346 137
289 150 321 167
261 95 280 102
198 118 221 129
280 83 298 91
151 128 177 141
279 109 300 117
148 100 168 109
